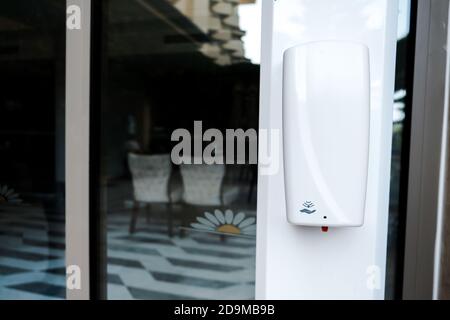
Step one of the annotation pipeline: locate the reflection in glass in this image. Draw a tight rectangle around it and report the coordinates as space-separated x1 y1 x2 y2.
0 0 66 299
98 0 260 299
385 0 414 300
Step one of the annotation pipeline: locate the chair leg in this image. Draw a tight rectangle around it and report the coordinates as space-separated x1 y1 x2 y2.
129 202 139 234
248 167 257 203
167 203 174 238
179 205 190 238
146 204 151 224
179 216 187 238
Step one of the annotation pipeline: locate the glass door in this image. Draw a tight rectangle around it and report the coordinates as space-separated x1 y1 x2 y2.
0 0 66 299
93 0 261 299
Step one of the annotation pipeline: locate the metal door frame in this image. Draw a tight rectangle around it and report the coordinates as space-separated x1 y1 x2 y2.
402 0 450 300
66 0 91 300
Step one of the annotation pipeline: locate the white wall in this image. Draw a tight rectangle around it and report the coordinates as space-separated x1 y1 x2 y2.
256 0 399 299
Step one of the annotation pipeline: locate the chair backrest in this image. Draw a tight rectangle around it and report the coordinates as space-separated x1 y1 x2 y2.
180 164 225 206
128 153 172 203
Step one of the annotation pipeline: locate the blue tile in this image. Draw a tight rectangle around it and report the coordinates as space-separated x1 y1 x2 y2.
151 271 235 289
8 282 65 299
0 248 58 261
108 274 124 285
108 257 145 269
116 235 174 246
167 257 243 272
181 246 251 259
108 243 160 256
0 264 28 275
127 286 195 300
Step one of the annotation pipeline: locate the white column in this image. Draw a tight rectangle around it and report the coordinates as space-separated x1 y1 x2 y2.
66 0 91 300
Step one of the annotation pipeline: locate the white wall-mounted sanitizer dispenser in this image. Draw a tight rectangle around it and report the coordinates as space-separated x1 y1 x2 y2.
283 41 370 228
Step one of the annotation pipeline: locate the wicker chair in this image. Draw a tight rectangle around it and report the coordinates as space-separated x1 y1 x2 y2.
178 164 223 237
180 164 225 206
128 153 176 236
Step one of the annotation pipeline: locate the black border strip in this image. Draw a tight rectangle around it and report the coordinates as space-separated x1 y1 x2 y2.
392 0 418 300
89 0 106 299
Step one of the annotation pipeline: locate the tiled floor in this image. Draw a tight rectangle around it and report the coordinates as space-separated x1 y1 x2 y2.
106 213 256 300
0 205 66 300
0 204 256 300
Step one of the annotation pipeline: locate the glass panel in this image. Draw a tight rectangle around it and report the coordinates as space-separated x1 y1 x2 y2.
97 0 261 299
385 0 415 299
0 0 66 299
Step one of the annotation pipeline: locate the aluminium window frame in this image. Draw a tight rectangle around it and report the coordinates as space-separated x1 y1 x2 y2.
66 0 92 300
402 0 450 300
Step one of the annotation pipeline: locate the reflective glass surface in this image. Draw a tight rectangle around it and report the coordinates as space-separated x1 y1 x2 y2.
0 0 66 300
96 0 261 300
